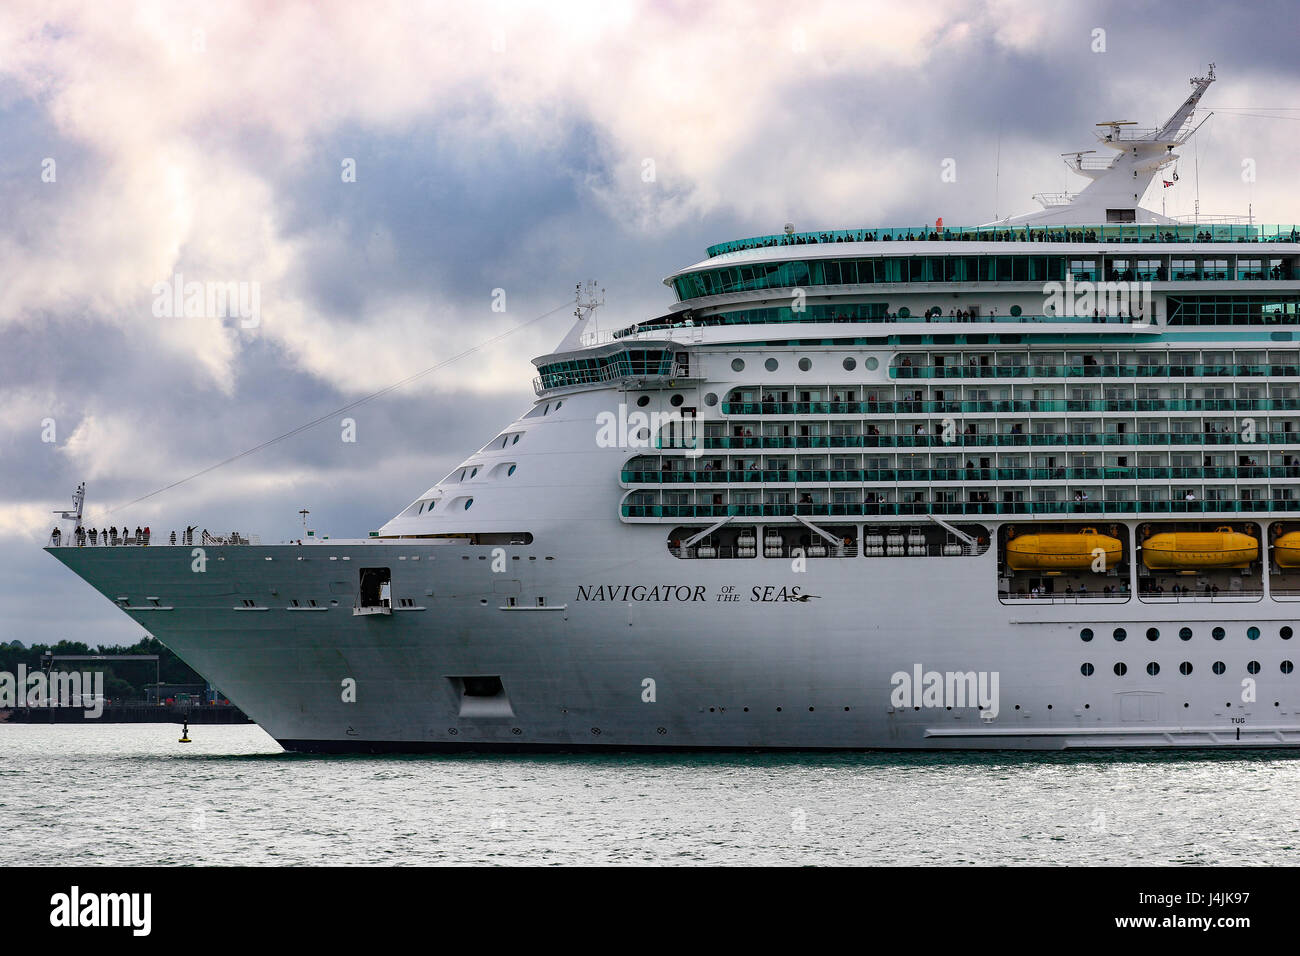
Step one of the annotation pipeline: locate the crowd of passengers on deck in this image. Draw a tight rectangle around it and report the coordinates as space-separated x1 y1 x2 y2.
49 526 251 547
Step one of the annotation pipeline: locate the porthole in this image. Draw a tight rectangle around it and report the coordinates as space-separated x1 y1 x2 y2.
1247 626 1260 640
798 357 812 371
1146 662 1160 676
898 307 911 318
865 357 879 370
470 467 478 478
1146 627 1159 641
1212 626 1225 640
1179 627 1193 641
704 392 718 406
1283 660 1295 674
1113 627 1127 642
1282 626 1294 640
670 394 684 407
512 434 520 444
555 401 562 410
1080 627 1094 642
543 404 550 415
1010 305 1023 317
463 498 473 510
1247 660 1261 675
764 358 779 372
1179 661 1193 675
1080 662 1094 676
842 357 857 371
731 358 745 372
1113 662 1127 676
636 395 650 407
1212 661 1226 675
507 465 516 476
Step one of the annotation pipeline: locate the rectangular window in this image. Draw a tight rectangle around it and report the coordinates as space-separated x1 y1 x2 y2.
1069 260 1096 281
1136 259 1162 281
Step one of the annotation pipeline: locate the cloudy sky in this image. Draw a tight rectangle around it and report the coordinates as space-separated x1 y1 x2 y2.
3 0 1298 645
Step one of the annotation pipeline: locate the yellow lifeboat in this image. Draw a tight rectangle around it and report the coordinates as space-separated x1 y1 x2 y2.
1005 528 1122 571
1273 531 1300 568
1141 526 1257 570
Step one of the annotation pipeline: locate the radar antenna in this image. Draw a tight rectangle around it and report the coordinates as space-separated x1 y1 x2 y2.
574 279 605 333
1060 149 1098 171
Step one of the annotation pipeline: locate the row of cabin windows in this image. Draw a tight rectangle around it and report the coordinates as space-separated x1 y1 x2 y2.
672 258 1295 300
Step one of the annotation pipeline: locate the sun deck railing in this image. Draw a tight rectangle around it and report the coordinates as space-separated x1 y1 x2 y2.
706 224 1300 258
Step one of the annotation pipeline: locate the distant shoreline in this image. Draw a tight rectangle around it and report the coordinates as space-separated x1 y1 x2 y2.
0 704 252 724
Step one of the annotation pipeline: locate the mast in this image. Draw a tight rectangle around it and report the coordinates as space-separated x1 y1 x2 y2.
53 482 86 534
1006 65 1217 226
555 280 606 350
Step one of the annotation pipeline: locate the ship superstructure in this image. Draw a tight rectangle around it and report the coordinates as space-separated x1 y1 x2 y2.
48 68 1300 751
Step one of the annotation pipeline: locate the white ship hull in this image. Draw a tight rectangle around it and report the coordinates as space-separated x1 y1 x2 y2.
48 530 1300 752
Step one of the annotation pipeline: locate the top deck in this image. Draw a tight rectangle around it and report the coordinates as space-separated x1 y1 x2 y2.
705 224 1300 259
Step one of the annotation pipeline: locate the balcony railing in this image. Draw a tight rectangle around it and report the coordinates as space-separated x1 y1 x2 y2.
697 432 1298 450
622 500 1300 519
705 223 1300 257
623 466 1293 484
48 530 260 547
721 398 1300 416
891 363 1300 379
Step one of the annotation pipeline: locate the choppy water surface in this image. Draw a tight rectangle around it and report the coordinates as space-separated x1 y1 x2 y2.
1 724 1297 865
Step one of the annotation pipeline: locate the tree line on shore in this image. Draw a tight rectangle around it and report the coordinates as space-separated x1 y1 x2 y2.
0 636 207 702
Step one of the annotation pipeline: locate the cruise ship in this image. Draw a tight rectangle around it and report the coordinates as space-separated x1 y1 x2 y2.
48 67 1300 751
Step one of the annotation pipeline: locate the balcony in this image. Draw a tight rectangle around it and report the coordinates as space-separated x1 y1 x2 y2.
621 499 1300 520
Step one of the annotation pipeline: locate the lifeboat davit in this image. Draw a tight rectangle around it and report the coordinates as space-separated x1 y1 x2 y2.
1141 527 1258 570
1273 531 1300 568
1005 528 1122 571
